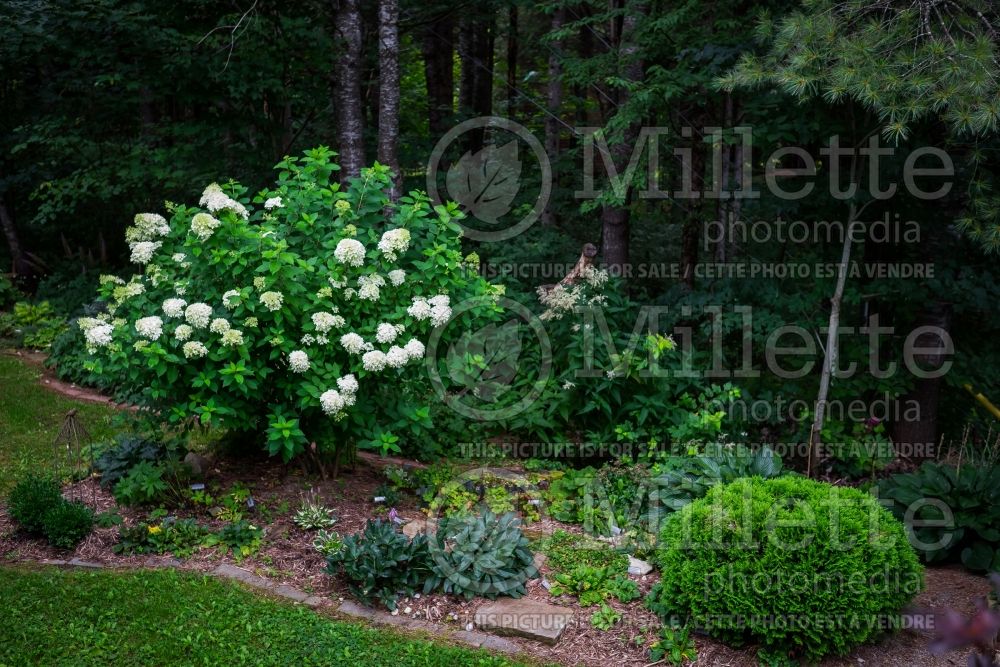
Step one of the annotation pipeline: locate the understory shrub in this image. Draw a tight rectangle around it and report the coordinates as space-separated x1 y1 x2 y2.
41 500 94 549
77 149 498 461
325 519 431 610
881 461 1000 571
424 511 537 600
539 529 629 575
114 516 209 558
648 476 923 662
7 475 63 534
95 434 169 488
0 301 67 349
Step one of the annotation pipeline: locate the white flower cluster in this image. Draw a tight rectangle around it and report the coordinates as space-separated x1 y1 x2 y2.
537 283 583 321
79 317 114 350
388 269 406 286
135 316 163 341
339 332 370 355
126 213 170 243
407 295 452 327
222 290 240 309
288 350 310 373
163 298 186 318
357 274 385 301
581 266 610 289
183 341 209 359
209 318 230 334
200 183 249 219
129 241 161 265
113 280 145 302
334 238 365 267
220 329 244 347
312 311 345 333
174 324 193 341
320 374 359 415
375 322 404 344
377 228 410 261
259 291 283 311
185 302 213 329
191 213 221 241
264 196 283 210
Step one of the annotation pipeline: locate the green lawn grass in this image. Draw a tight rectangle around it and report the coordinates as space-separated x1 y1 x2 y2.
0 354 119 495
0 566 528 666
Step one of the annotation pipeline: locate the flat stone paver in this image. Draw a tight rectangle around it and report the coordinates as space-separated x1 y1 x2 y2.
212 564 272 590
337 600 376 620
273 584 310 602
474 598 574 645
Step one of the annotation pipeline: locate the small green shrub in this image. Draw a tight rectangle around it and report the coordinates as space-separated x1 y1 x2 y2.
325 519 430 610
590 603 621 631
539 529 629 575
881 461 1000 571
550 563 637 607
424 511 537 600
42 500 94 549
0 301 67 349
649 476 923 662
649 624 698 666
206 520 263 558
8 475 63 534
114 517 209 558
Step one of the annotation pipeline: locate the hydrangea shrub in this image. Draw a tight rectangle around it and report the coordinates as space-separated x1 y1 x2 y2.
82 149 498 460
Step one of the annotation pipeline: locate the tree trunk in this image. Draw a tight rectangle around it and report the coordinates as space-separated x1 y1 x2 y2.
505 5 518 119
541 7 565 227
421 13 454 139
458 15 494 152
377 0 401 200
334 0 365 180
598 1 647 274
892 302 952 454
0 194 28 277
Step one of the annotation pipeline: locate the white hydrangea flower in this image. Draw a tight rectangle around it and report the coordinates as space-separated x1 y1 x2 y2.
377 228 411 261
403 338 425 360
222 290 240 309
221 329 244 347
357 274 385 302
334 199 352 216
288 350 310 373
388 269 406 286
209 318 231 334
340 333 366 354
185 302 213 329
253 276 266 291
342 287 356 300
129 241 161 264
191 212 221 241
429 294 450 308
408 297 432 320
301 334 316 346
182 341 209 359
316 334 329 345
337 374 358 395
385 346 408 368
243 317 258 328
375 322 404 344
329 277 347 290
82 321 113 349
312 312 342 334
126 213 170 242
172 253 187 264
259 291 283 311
362 350 387 372
99 275 125 286
174 324 193 341
200 183 248 219
320 389 346 415
430 303 452 327
334 238 366 267
163 298 187 318
264 196 283 210
135 316 163 341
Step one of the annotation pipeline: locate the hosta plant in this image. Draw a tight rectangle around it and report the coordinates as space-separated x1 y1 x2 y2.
423 510 537 600
78 149 499 461
293 503 337 530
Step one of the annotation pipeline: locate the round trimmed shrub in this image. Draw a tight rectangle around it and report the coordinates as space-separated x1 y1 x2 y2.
648 476 923 662
42 500 94 550
8 475 63 534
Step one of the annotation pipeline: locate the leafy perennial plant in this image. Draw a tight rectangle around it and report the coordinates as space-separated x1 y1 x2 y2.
79 150 498 461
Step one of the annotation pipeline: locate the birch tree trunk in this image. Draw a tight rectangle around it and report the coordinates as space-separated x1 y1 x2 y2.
334 0 365 180
377 0 401 200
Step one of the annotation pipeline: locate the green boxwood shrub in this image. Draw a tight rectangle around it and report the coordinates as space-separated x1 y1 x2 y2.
8 475 63 534
648 476 923 662
41 500 94 549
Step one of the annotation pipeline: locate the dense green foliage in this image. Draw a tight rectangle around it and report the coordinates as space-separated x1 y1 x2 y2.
881 461 1000 571
0 567 526 666
325 519 432 610
425 511 537 600
649 477 924 662
7 475 62 534
40 500 94 549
